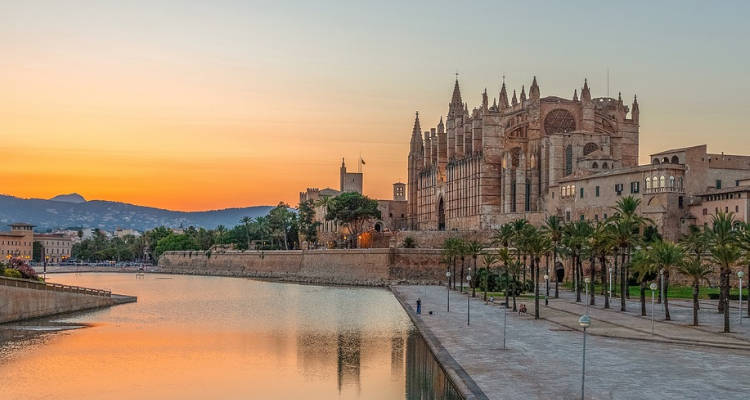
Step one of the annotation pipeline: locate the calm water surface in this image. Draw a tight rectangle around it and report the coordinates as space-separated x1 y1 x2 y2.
0 273 460 400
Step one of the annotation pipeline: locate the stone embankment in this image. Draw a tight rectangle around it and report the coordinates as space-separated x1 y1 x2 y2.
159 248 448 286
0 276 136 324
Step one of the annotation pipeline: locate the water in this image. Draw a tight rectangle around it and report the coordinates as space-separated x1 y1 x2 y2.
0 273 461 400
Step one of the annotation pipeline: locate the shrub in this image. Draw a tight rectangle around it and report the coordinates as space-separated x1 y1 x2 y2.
3 268 22 279
8 258 39 280
401 236 417 248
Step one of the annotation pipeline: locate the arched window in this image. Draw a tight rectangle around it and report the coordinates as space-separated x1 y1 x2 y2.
545 109 577 134
671 155 679 164
653 158 660 165
602 162 609 169
645 177 651 189
679 177 683 190
565 145 573 176
669 176 675 188
592 162 599 169
662 157 669 164
660 176 665 188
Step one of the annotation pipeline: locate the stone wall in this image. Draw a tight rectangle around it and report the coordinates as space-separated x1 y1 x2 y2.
159 248 448 286
0 278 115 323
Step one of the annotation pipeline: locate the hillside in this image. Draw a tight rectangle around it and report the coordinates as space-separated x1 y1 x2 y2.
0 194 273 231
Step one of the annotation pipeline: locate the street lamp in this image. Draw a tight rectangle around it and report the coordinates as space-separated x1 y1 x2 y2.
578 314 591 400
649 282 658 334
446 271 451 312
739 271 745 325
466 273 472 326
584 277 591 313
544 274 549 305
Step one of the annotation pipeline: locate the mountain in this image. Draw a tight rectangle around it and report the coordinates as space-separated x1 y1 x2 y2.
49 193 87 204
0 194 273 232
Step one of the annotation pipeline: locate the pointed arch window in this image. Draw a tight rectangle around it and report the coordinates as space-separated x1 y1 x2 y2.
565 145 573 176
645 177 651 189
660 176 666 188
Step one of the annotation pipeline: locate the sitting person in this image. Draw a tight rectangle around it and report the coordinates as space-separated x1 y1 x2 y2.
519 304 527 314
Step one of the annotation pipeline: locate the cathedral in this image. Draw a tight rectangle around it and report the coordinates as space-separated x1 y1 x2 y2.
407 77 640 231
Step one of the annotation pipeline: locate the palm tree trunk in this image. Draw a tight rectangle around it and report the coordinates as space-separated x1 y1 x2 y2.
693 281 699 326
553 248 559 298
640 283 646 316
460 258 465 293
512 272 518 312
620 249 627 312
534 257 540 320
483 267 488 302
523 254 527 283
590 256 596 306
472 257 477 297
504 268 510 309
575 255 582 302
721 267 730 333
625 252 631 299
613 255 618 297
602 256 610 309
664 270 671 321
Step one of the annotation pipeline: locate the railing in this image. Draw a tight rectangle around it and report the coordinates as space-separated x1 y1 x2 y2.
0 276 111 297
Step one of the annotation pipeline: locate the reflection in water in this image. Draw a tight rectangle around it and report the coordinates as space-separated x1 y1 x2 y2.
0 273 461 400
406 331 463 400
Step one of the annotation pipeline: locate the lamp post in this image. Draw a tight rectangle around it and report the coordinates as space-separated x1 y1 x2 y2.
584 277 591 313
544 274 549 305
739 271 745 325
649 282 658 334
466 271 472 326
578 314 591 400
446 271 451 312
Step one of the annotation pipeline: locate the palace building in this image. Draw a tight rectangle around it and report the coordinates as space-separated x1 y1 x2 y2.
407 77 750 239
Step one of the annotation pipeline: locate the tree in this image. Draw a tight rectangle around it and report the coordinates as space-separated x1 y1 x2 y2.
524 226 551 320
325 192 380 248
542 216 564 298
562 220 593 303
649 240 685 320
442 237 462 289
297 199 320 249
590 222 615 308
268 202 297 250
608 196 651 311
707 212 741 333
630 248 657 316
678 256 713 326
737 222 750 318
154 233 196 259
481 251 499 302
466 240 484 297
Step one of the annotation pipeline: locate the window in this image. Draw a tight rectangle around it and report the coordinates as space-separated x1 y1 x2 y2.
716 180 722 189
602 162 609 169
565 145 573 176
645 177 651 190
737 180 741 187
580 187 584 198
678 196 684 209
566 211 571 221
592 162 599 169
631 181 640 193
659 176 665 188
669 176 675 188
595 186 600 197
580 215 585 221
594 214 599 221
615 183 623 195
736 205 739 212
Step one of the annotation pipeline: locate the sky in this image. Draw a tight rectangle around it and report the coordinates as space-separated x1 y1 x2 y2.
2 0 748 211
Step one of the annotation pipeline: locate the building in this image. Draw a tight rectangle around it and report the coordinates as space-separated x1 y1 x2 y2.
299 160 407 247
406 77 750 239
34 233 73 263
0 223 35 261
114 228 141 239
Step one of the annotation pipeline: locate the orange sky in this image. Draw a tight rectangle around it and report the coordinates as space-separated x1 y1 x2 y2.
2 2 748 211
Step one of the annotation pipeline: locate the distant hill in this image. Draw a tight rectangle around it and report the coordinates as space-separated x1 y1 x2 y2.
0 194 273 232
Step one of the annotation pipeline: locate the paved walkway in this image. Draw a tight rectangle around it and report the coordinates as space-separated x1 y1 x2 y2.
393 285 750 400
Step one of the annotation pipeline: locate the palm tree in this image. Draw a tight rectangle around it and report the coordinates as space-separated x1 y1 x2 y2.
707 212 741 332
511 219 530 282
678 256 713 326
737 221 750 318
497 247 513 309
591 222 615 308
442 238 462 289
240 216 253 249
608 196 651 311
493 223 515 248
481 251 499 302
649 240 685 320
630 248 657 316
563 220 593 303
466 240 484 297
525 226 551 320
542 215 564 299
456 239 468 293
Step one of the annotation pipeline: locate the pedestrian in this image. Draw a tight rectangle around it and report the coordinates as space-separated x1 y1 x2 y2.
416 297 422 314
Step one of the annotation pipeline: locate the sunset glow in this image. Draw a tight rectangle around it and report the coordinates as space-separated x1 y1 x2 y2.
3 1 748 210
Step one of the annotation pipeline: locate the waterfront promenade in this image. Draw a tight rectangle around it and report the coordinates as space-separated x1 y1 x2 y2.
392 285 750 399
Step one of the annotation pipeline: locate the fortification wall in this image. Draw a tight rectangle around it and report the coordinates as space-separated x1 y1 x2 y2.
159 249 447 286
0 278 114 323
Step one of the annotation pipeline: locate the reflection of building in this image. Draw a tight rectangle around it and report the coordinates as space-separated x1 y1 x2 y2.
336 331 361 393
0 223 34 260
34 233 73 263
407 77 750 239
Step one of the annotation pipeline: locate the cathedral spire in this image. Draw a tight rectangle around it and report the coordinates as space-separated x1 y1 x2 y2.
581 78 591 102
511 90 518 106
437 115 445 133
482 88 488 108
529 76 540 100
492 97 497 109
520 85 527 102
449 78 463 117
632 94 639 123
573 89 578 101
412 111 421 135
499 80 510 109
